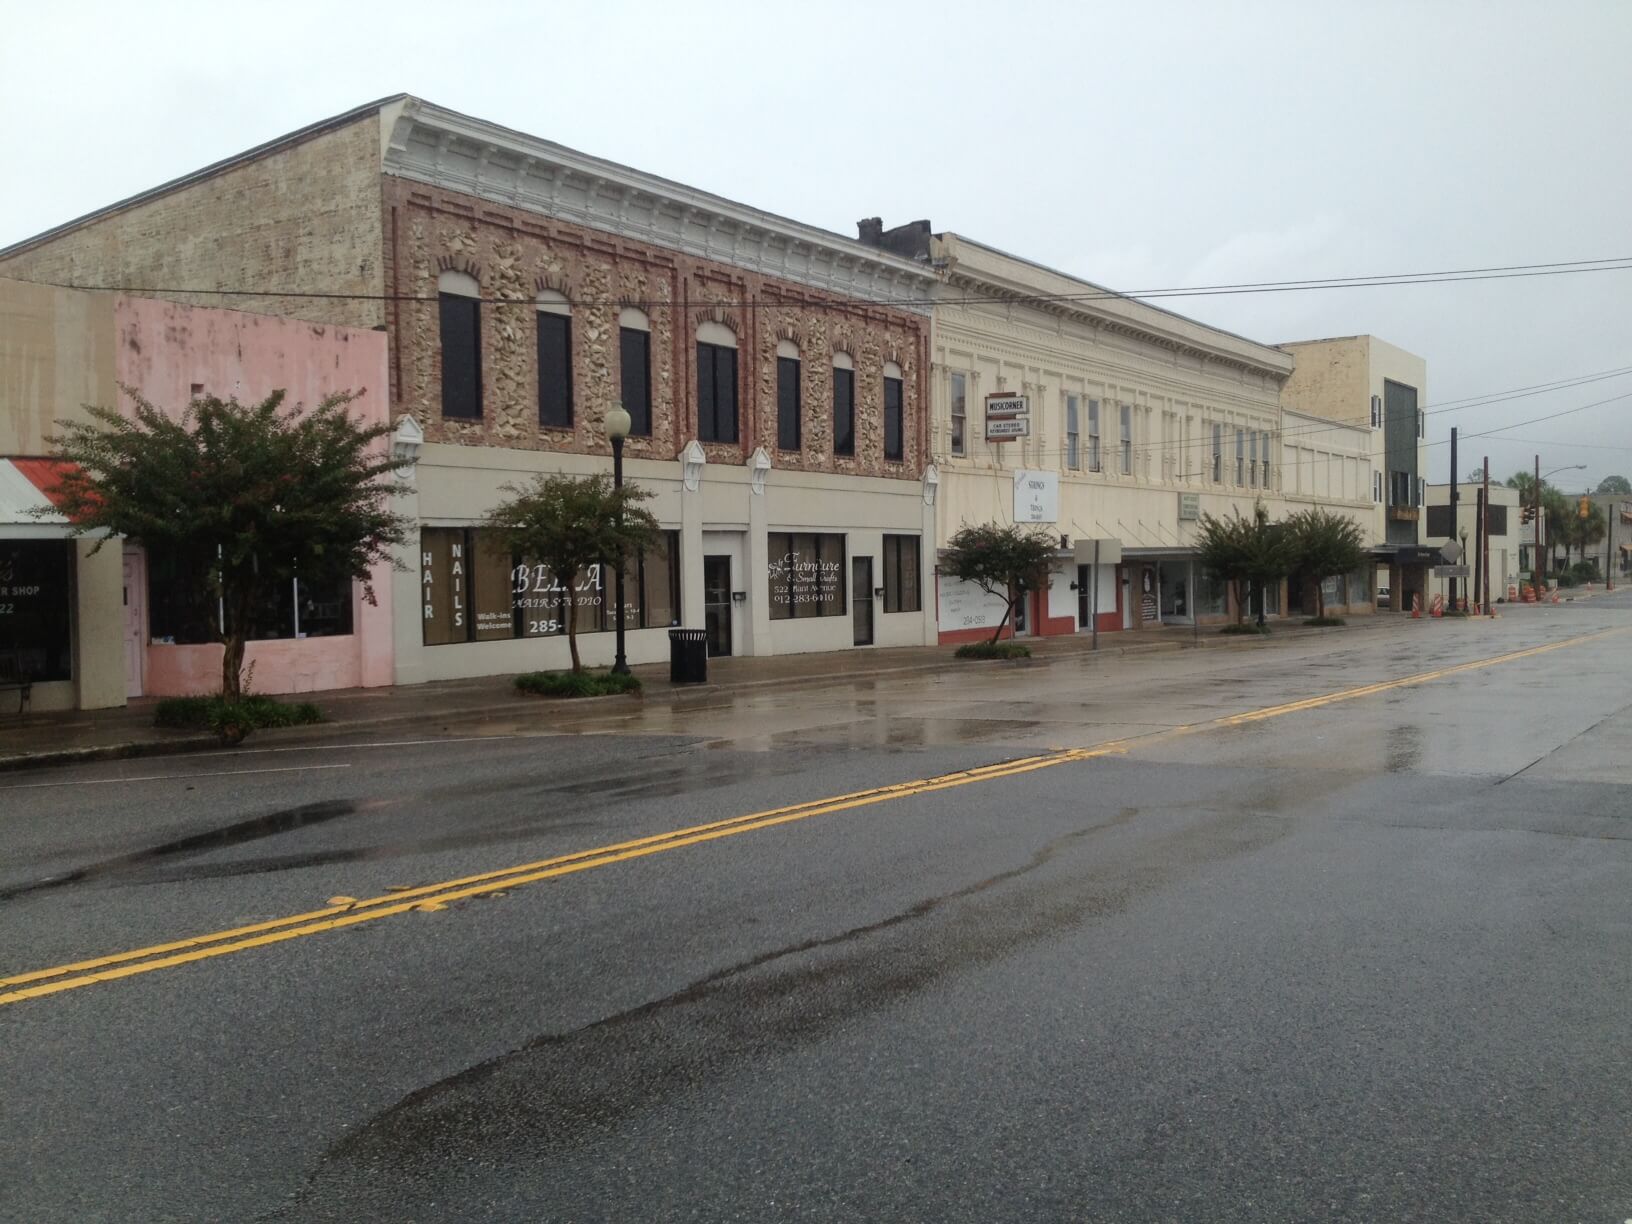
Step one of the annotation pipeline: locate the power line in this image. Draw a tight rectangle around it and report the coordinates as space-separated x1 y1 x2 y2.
32 254 1632 312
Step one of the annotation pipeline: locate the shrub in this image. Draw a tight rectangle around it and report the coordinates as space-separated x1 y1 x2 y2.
154 694 324 734
514 669 643 698
954 641 1031 660
1303 616 1346 627
1218 623 1269 636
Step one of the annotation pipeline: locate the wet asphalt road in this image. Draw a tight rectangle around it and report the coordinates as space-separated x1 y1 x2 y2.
2 597 1631 1222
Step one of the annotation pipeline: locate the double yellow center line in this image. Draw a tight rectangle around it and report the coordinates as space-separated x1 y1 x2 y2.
1 628 1616 1009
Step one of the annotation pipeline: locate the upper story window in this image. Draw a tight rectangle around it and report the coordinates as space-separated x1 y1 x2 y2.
1211 423 1222 483
883 360 904 462
618 308 652 436
536 290 573 429
1065 395 1081 470
1235 428 1246 485
1119 403 1133 474
1088 399 1101 472
776 339 801 452
949 373 967 457
438 270 482 420
1370 394 1382 429
833 351 856 457
1249 430 1258 487
696 321 738 444
1261 431 1273 489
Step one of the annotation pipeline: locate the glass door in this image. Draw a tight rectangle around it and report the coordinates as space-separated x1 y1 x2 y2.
703 555 732 657
852 557 873 646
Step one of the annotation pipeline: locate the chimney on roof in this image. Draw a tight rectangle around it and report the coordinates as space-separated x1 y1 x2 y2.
856 218 933 261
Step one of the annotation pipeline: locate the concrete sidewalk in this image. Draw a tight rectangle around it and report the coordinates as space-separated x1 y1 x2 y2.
0 613 1430 770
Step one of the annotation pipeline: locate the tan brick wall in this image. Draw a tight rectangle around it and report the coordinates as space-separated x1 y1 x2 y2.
1280 337 1371 424
0 118 385 331
384 178 929 479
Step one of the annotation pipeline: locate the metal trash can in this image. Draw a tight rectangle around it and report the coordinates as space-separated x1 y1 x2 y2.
668 628 708 684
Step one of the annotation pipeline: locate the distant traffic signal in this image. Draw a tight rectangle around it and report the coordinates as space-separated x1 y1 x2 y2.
1521 505 1535 524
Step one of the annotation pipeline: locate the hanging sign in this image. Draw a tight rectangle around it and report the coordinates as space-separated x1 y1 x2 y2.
985 393 1030 441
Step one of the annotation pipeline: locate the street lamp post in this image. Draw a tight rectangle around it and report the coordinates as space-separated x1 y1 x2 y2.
605 404 632 676
1458 528 1469 611
1535 463 1587 590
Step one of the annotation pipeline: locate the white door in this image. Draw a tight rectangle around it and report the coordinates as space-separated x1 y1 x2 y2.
122 548 145 697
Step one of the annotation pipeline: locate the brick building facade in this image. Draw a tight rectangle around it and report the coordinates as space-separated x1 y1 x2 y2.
0 97 941 683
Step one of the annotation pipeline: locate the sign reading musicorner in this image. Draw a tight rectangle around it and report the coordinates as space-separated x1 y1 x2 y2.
985 393 1029 441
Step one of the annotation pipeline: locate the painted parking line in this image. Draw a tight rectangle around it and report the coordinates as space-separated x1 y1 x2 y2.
2 627 1621 1009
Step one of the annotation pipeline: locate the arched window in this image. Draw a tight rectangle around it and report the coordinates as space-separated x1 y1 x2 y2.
618 308 652 437
883 360 904 462
438 270 481 420
832 351 855 457
696 322 738 443
536 289 573 429
776 339 801 452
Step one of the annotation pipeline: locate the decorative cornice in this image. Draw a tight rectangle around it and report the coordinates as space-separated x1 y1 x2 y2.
935 234 1294 382
384 99 938 316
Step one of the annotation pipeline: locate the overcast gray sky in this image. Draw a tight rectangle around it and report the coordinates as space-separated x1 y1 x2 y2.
5 0 1629 489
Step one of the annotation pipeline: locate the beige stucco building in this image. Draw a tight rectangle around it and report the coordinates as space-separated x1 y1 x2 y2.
1278 334 1432 611
857 223 1297 634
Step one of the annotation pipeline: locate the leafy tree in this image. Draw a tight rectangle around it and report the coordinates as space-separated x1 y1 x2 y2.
1195 503 1291 626
940 523 1058 645
1555 499 1605 568
1284 507 1367 619
46 389 408 700
1466 467 1490 485
483 473 658 673
1596 475 1631 495
1542 486 1572 569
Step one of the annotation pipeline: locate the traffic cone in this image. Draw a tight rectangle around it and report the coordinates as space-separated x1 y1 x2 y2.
1411 593 1421 618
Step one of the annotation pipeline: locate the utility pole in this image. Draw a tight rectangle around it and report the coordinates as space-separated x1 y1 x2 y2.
1448 427 1459 609
1534 454 1542 591
1482 457 1491 611
1608 498 1616 591
1473 484 1484 614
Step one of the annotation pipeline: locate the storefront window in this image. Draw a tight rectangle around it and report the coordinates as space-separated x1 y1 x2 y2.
1195 567 1227 615
0 540 72 682
768 532 846 619
882 535 920 613
1158 562 1189 619
422 528 680 646
1347 567 1371 605
149 548 351 644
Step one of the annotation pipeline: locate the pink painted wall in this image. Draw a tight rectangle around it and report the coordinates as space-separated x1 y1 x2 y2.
114 298 395 695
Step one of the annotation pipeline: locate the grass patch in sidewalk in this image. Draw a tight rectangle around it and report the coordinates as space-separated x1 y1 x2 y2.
1302 616 1347 627
514 670 643 698
954 641 1032 660
1218 623 1270 636
154 694 324 735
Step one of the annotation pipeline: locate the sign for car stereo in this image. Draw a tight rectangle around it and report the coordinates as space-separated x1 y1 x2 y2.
985 392 1029 440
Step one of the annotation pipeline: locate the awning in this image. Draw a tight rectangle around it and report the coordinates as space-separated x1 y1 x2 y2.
1 458 77 538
